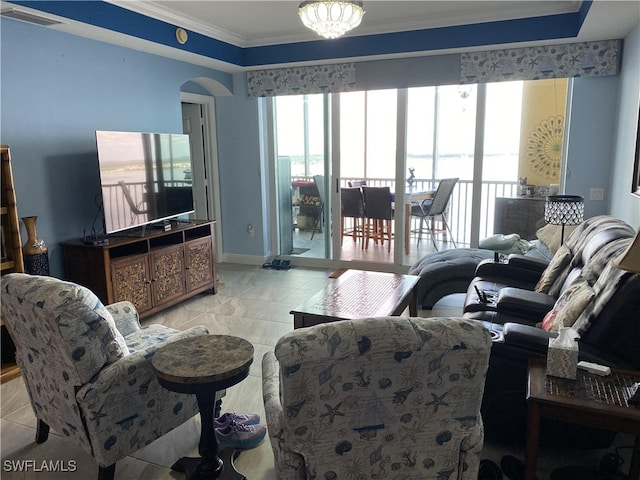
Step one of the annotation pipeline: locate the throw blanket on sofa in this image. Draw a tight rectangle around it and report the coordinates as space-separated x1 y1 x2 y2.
548 216 636 297
572 236 633 333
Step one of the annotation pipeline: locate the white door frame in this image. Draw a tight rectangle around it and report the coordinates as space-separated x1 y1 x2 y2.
181 92 223 260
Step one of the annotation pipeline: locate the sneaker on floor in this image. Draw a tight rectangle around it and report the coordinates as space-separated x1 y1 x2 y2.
214 412 260 430
215 422 267 450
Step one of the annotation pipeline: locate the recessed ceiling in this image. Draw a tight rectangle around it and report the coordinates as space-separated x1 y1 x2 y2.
131 1 582 47
2 0 639 72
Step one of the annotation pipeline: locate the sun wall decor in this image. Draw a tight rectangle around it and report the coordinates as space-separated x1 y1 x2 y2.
526 115 564 180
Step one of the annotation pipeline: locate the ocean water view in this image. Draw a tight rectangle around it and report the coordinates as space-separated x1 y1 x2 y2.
289 153 519 184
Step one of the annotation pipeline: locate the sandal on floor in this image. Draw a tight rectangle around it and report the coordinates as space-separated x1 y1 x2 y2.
262 258 282 269
277 260 291 270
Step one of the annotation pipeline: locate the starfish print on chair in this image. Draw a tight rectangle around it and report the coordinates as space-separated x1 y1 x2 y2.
427 392 449 412
320 402 345 423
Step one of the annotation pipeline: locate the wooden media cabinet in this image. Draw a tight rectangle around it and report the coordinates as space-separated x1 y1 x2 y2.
61 220 216 318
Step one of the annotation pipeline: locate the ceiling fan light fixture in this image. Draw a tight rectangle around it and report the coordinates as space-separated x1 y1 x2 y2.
298 1 365 39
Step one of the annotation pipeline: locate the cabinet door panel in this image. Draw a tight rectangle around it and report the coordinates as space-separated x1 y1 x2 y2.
150 245 185 306
185 237 214 292
111 256 153 313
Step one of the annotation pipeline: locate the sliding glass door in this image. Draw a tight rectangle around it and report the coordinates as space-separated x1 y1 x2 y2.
274 94 331 260
269 79 568 268
404 85 478 264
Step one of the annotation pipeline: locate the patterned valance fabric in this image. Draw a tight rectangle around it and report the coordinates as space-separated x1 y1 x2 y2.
460 39 622 84
246 39 622 97
247 63 357 97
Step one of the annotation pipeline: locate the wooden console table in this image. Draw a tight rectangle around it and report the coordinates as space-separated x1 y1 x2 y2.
61 220 216 318
525 358 640 480
291 269 420 329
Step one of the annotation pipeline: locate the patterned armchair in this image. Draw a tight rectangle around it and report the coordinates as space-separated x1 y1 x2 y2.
1 273 216 480
262 316 492 480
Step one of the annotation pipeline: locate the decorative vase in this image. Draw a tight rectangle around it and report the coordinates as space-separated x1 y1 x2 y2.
22 216 50 275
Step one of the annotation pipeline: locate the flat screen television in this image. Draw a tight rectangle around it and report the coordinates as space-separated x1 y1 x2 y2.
96 130 194 234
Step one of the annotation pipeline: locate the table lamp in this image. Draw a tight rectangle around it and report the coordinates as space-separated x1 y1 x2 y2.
544 195 584 245
613 229 640 273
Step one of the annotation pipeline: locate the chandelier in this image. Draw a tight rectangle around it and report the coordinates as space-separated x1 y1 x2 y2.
298 1 365 39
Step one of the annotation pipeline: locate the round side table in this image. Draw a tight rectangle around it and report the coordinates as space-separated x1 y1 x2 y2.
152 334 254 480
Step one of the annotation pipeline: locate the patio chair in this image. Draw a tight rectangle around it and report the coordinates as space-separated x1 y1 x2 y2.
118 180 148 224
362 186 394 252
310 174 324 240
411 177 458 251
348 180 367 187
340 187 365 245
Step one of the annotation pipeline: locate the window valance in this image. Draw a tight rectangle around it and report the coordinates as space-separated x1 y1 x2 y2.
246 39 622 97
460 39 621 84
247 63 356 97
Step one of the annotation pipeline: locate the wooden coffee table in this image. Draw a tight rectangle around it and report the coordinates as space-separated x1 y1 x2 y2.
291 269 420 329
525 358 640 480
152 335 254 480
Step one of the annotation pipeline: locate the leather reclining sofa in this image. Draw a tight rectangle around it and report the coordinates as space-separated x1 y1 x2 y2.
462 215 640 445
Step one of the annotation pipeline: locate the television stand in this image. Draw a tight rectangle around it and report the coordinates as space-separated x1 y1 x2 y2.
61 220 217 319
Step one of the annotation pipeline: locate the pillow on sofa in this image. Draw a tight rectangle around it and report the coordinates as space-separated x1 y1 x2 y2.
479 233 535 254
535 245 571 294
536 224 577 255
541 280 595 332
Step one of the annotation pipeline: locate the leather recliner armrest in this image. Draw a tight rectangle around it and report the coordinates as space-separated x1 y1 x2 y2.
502 322 556 351
506 254 549 273
473 259 544 286
500 323 627 368
495 287 556 321
483 322 554 363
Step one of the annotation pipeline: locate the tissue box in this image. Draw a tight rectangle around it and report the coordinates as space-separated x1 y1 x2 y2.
547 343 579 379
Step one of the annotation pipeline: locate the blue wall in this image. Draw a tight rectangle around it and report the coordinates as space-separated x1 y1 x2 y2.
215 74 266 257
564 22 640 227
610 22 640 227
1 18 231 276
2 15 638 279
565 76 620 218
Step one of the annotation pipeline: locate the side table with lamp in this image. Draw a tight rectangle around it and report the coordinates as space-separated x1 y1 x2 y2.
524 228 640 480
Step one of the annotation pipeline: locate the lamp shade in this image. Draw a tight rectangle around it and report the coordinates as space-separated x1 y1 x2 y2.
544 195 584 226
299 1 365 39
613 230 640 273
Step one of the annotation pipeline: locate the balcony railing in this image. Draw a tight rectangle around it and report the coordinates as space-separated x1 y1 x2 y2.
112 177 520 245
102 180 192 232
294 176 520 245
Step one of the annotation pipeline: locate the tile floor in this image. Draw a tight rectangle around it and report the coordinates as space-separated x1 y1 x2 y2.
0 264 633 479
